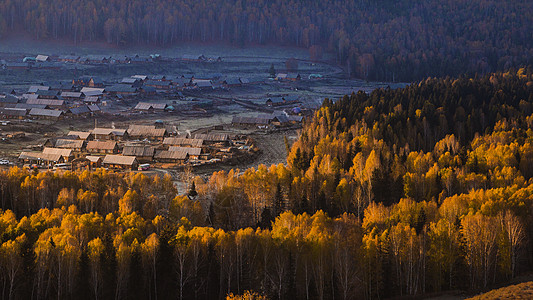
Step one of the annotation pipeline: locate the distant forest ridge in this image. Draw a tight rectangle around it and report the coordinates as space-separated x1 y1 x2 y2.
0 0 532 81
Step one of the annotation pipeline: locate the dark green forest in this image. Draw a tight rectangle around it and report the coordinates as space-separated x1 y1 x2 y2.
0 0 532 81
1 69 533 299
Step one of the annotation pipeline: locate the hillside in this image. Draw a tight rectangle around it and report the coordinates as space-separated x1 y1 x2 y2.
0 71 532 299
0 0 532 81
467 281 533 299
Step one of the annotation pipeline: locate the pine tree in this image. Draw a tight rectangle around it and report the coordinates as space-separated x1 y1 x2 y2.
268 63 276 78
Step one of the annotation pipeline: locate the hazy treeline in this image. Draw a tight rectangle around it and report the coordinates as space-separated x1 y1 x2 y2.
0 0 532 81
1 70 533 299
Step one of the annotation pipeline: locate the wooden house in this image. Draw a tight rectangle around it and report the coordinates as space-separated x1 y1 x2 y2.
163 137 204 148
154 150 189 163
86 141 119 154
102 155 138 170
167 146 203 160
19 152 64 166
122 145 155 162
127 125 167 141
42 147 74 162
53 139 85 152
91 128 127 140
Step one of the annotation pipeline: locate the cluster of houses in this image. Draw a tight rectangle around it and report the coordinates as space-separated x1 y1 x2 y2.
111 74 253 96
0 79 107 120
18 124 248 170
232 111 303 128
1 53 224 70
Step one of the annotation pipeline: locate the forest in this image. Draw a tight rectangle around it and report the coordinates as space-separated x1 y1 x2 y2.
0 0 532 81
1 69 533 299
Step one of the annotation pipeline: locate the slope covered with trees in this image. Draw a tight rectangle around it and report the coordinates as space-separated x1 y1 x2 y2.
1 70 533 299
0 0 532 81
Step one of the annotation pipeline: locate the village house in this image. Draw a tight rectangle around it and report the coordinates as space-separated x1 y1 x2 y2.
42 147 74 161
67 106 91 117
163 137 204 148
191 79 213 89
26 98 65 108
36 90 60 99
134 102 169 112
35 55 51 62
121 77 143 87
86 141 119 154
102 155 138 170
18 152 64 166
154 150 189 163
144 80 173 90
83 96 101 104
28 86 49 93
53 139 85 152
127 125 167 141
28 108 64 120
91 128 128 140
0 95 20 107
194 133 230 145
122 145 155 162
106 84 139 96
71 155 102 171
0 108 27 119
167 146 205 160
67 131 93 141
74 76 104 88
61 92 83 100
266 97 285 107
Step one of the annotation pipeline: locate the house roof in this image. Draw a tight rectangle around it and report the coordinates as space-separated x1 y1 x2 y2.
102 155 137 166
132 75 148 80
193 133 229 142
53 139 84 149
134 102 167 110
86 141 117 150
28 86 49 93
36 90 59 97
14 103 47 110
35 55 49 62
121 78 140 84
61 92 82 98
68 106 91 115
88 105 101 112
80 87 105 94
168 146 202 156
163 138 204 147
0 108 27 117
145 79 172 86
82 90 104 97
155 150 189 160
29 108 63 117
19 152 63 162
43 147 72 157
91 128 126 136
192 79 212 88
85 156 102 163
67 131 91 140
122 145 155 157
106 84 138 93
127 125 167 137
1 95 20 103
27 99 64 106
